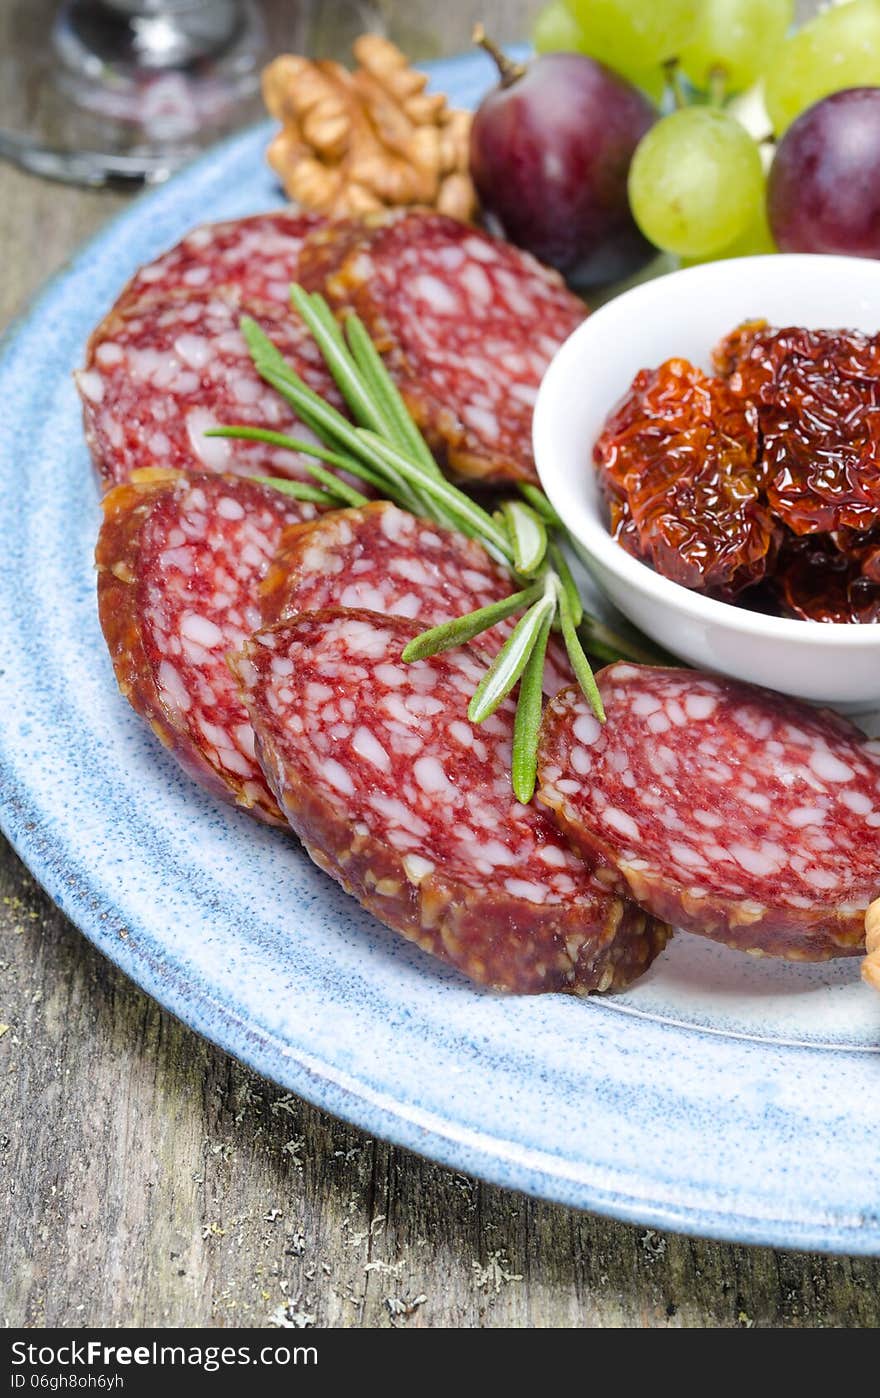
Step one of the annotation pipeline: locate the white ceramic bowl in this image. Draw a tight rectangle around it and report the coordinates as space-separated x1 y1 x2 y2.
533 253 880 709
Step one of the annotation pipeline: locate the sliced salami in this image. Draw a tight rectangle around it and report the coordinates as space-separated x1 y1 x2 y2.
304 210 587 486
115 210 326 313
96 469 318 824
537 663 880 960
232 610 669 994
296 217 367 295
77 287 346 491
260 500 572 694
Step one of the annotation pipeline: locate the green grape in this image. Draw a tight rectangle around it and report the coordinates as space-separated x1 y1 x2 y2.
532 0 588 53
568 0 699 78
628 106 764 258
532 0 667 100
680 0 794 95
765 0 880 135
680 200 777 266
629 65 669 105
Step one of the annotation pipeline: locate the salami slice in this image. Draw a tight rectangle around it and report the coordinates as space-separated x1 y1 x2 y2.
296 217 367 295
303 210 587 486
537 663 880 960
232 610 669 994
116 210 326 313
260 500 572 694
77 287 346 491
96 469 318 824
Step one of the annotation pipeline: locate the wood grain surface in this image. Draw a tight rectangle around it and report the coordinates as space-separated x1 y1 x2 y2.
2 0 879 1330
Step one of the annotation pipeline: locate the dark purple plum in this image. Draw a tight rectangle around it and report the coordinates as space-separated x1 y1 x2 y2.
768 87 880 259
469 34 656 285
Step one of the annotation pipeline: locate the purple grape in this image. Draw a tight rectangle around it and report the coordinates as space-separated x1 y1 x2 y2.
768 87 880 259
469 43 656 285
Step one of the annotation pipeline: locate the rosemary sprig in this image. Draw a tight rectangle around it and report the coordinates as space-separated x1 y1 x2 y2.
291 288 394 441
548 539 583 628
358 432 514 563
255 465 367 510
555 579 605 722
518 481 564 530
467 576 558 724
214 285 665 802
500 499 547 575
401 583 545 663
512 608 554 804
206 424 394 496
344 313 441 477
251 476 343 509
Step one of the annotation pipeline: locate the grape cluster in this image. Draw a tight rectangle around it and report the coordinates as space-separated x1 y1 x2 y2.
531 0 880 265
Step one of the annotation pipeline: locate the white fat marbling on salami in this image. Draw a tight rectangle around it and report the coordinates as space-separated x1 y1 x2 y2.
319 212 586 485
79 288 346 491
538 663 880 959
117 211 325 311
99 471 315 821
261 501 572 696
241 611 597 905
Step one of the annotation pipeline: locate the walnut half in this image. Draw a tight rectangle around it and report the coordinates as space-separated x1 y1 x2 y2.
262 36 478 222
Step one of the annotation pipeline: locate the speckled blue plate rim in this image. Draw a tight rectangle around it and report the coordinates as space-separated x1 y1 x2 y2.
1 758 878 1258
0 50 879 1257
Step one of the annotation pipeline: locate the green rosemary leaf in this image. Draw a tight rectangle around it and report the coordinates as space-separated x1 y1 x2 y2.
344 312 443 479
300 462 368 507
511 608 553 805
547 540 583 628
246 365 427 516
205 424 390 497
340 432 450 523
251 361 351 446
300 450 387 495
238 320 338 445
518 482 564 530
250 477 339 507
290 286 394 439
555 579 605 722
240 316 372 457
206 424 318 449
242 310 478 527
501 499 548 576
401 581 544 662
239 315 291 374
467 587 556 724
301 288 347 348
206 424 355 471
358 432 515 563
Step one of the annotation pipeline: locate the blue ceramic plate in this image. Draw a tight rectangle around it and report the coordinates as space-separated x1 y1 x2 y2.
1 51 879 1255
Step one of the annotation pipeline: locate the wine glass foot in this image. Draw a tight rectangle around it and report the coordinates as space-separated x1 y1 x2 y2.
0 0 269 187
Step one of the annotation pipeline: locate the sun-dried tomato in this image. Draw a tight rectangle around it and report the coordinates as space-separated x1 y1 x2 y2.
596 325 880 622
594 358 774 597
774 529 880 623
715 321 880 537
830 523 880 581
606 495 645 557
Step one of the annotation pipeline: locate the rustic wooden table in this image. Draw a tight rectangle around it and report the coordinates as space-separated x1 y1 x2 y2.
2 0 878 1329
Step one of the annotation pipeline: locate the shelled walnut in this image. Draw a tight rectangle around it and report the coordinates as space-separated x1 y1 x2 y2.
262 35 477 221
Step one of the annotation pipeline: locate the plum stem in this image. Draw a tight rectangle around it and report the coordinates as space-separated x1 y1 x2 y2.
472 23 526 87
